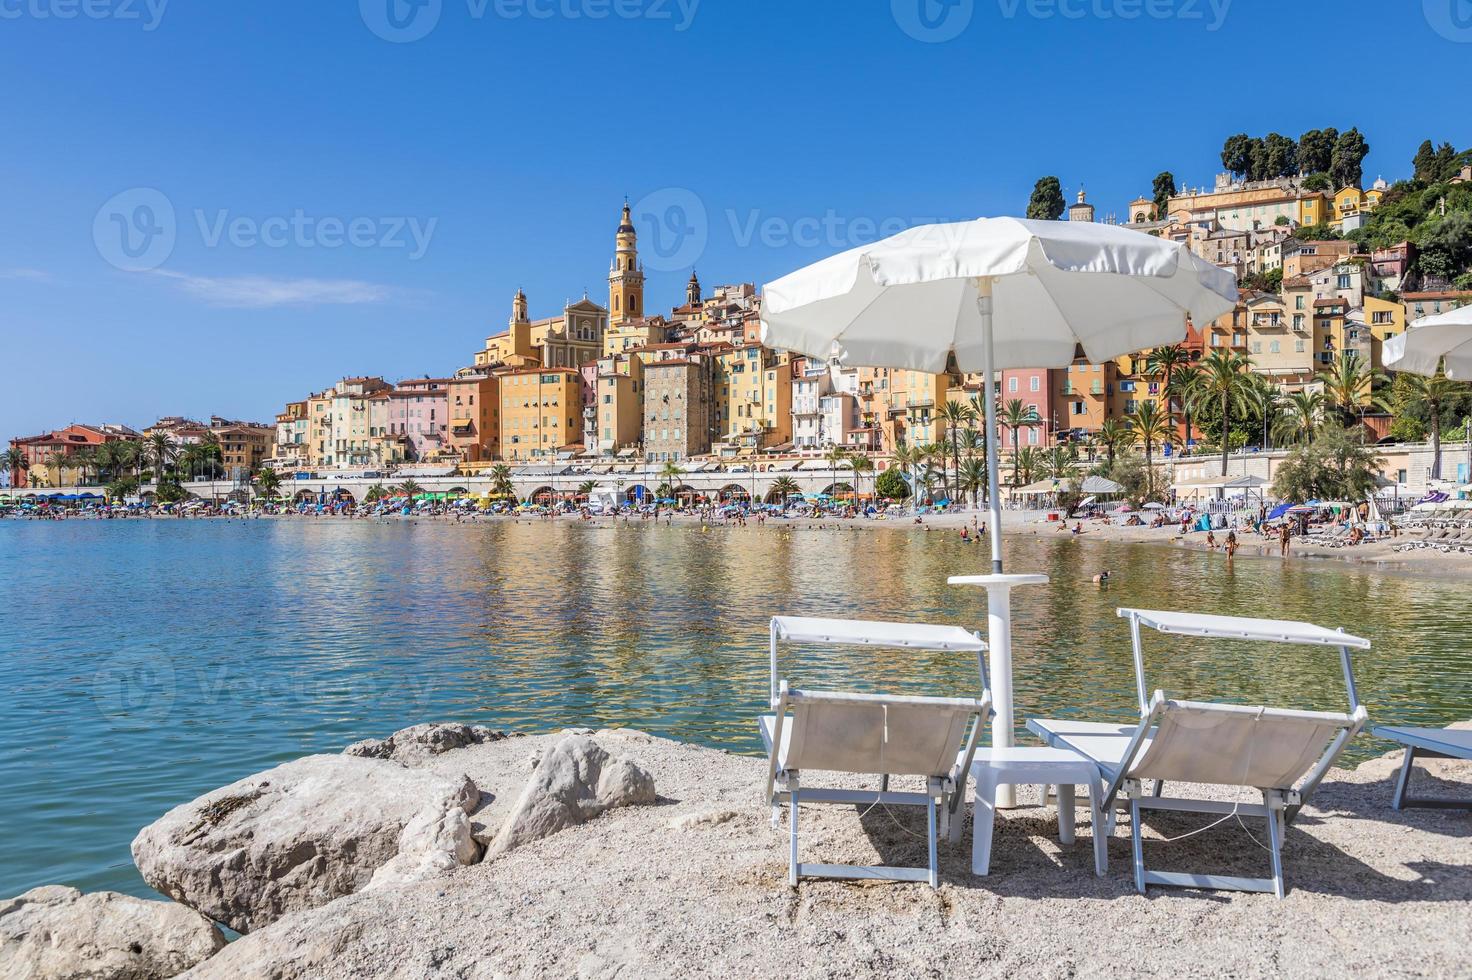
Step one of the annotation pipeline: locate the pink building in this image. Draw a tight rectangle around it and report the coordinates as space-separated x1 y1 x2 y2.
998 369 1054 448
387 378 450 462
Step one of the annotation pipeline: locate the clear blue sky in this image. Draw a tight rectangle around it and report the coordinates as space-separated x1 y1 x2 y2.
3 0 1468 438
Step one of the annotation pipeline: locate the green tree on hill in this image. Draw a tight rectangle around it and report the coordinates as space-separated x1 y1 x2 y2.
1151 171 1176 220
1026 176 1065 220
1297 127 1338 176
1221 133 1253 179
1330 128 1370 189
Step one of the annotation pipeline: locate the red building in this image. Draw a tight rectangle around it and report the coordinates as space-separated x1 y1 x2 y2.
8 424 140 488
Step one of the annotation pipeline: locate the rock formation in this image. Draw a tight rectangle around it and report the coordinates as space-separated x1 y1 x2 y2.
131 754 480 933
0 885 224 979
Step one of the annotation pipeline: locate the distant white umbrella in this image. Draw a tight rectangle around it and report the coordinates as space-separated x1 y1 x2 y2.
1384 304 1472 378
762 216 1237 572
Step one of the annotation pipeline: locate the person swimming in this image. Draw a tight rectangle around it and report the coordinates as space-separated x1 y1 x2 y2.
1092 570 1111 584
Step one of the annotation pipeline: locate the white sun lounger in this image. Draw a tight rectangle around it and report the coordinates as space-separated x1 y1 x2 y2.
1029 609 1368 898
1374 726 1472 810
760 616 990 887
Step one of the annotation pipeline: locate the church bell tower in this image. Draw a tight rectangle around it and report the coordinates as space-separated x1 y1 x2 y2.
608 200 645 325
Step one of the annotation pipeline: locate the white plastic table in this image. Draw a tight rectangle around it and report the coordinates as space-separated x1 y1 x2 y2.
966 746 1107 877
949 573 1049 807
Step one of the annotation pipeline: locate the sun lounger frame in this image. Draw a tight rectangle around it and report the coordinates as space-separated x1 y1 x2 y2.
1374 726 1472 810
1032 609 1369 898
763 616 990 887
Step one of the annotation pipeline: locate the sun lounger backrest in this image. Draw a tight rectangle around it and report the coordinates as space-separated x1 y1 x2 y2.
786 690 977 777
1128 700 1354 789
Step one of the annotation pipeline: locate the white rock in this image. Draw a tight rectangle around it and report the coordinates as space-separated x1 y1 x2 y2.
367 783 482 891
131 755 479 933
0 885 224 979
667 810 740 831
489 735 655 855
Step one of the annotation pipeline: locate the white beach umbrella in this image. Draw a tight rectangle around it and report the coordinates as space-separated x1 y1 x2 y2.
762 218 1235 780
762 216 1238 573
1384 304 1472 378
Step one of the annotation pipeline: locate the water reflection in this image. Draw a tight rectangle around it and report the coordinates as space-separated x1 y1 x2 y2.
0 518 1466 898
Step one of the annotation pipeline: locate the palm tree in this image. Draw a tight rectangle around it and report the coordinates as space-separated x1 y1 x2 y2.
1197 349 1254 476
958 457 987 507
849 455 874 502
1042 445 1078 481
1167 363 1204 453
1014 446 1040 486
488 464 515 500
1243 376 1284 450
938 399 976 503
1317 351 1387 430
1397 371 1466 479
69 447 98 485
998 399 1041 486
1125 400 1171 496
3 447 27 488
577 479 598 499
1146 343 1192 421
1282 390 1326 445
255 467 282 499
1095 418 1131 468
395 479 424 503
44 451 71 488
770 474 800 510
822 444 851 499
364 482 388 503
144 433 176 484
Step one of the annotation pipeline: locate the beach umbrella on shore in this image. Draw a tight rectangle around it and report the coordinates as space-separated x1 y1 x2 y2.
1384 304 1472 378
762 217 1235 778
762 217 1235 575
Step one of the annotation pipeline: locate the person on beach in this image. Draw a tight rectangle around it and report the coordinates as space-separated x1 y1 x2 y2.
1206 529 1216 550
1225 531 1237 558
1279 522 1291 557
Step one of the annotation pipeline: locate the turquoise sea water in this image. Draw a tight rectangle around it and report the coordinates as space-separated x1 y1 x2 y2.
1 517 1467 900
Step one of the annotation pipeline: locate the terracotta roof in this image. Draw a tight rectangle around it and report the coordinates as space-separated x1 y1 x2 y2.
1313 298 1345 308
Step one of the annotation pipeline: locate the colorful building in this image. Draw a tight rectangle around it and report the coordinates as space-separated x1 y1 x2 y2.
498 368 583 461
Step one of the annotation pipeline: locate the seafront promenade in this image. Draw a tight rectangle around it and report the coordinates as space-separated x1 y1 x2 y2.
4 436 1464 507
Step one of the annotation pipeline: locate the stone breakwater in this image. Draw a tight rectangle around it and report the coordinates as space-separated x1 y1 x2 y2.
3 723 1470 979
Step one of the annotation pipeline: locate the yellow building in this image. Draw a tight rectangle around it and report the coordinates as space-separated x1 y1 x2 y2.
604 317 668 356
475 289 606 372
1244 292 1313 388
498 368 583 461
592 353 644 457
1362 296 1404 370
711 345 792 450
1331 182 1385 230
1296 191 1329 228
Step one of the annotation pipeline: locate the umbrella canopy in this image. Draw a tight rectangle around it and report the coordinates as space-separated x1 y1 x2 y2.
1080 475 1125 495
762 217 1235 573
1384 304 1472 378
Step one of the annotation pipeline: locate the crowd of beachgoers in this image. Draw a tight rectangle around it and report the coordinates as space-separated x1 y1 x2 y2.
7 492 1469 577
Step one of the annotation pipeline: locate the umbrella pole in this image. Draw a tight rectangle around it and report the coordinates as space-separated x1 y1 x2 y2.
977 277 1004 574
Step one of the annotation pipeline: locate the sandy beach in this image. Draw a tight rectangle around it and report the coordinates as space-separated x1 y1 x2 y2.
180 726 1472 979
